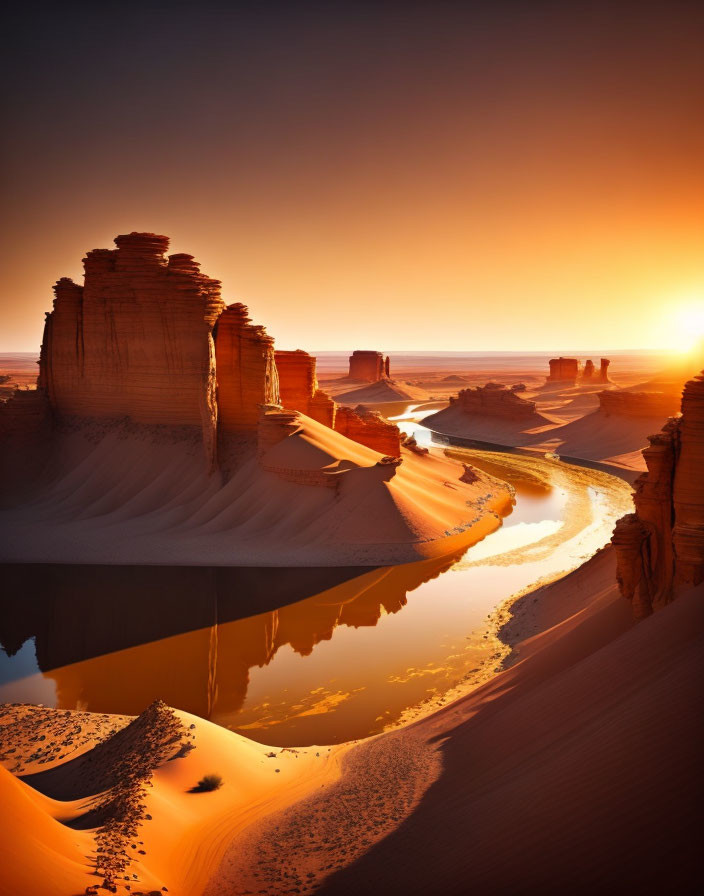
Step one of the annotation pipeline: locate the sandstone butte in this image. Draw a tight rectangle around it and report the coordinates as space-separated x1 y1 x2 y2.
547 356 580 383
348 349 390 382
612 369 704 618
2 233 402 465
448 382 541 421
2 231 459 535
38 236 226 467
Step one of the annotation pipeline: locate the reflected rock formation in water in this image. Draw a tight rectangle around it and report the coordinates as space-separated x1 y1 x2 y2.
0 551 461 731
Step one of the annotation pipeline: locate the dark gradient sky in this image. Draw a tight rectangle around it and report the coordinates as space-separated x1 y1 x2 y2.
2 1 703 352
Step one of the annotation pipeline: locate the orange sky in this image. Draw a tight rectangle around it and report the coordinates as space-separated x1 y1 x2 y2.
1 2 703 353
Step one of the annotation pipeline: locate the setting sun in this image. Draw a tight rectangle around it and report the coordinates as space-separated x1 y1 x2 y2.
674 301 704 351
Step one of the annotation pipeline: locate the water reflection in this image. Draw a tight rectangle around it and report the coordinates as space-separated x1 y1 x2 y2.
0 448 633 746
0 554 466 743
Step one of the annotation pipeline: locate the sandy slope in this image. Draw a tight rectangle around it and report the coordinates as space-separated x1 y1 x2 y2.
332 379 429 404
532 407 671 467
0 703 349 896
0 413 512 566
206 548 703 894
422 403 558 444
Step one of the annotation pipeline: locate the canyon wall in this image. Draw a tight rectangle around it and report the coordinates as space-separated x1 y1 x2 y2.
334 406 401 456
547 357 579 382
449 383 540 420
598 389 680 419
215 303 279 432
275 350 336 428
348 350 389 382
612 370 704 617
38 233 225 463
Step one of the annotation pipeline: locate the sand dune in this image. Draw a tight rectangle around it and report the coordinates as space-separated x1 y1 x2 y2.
423 403 557 446
211 548 702 894
0 413 512 566
0 701 349 896
333 379 429 405
533 408 669 467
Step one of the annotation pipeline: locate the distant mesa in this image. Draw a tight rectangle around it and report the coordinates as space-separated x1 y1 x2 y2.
547 357 579 384
449 383 541 420
348 350 390 383
0 231 511 564
421 382 553 447
546 356 610 385
612 369 704 617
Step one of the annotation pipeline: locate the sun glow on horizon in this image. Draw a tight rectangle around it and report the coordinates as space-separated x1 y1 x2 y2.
658 296 704 354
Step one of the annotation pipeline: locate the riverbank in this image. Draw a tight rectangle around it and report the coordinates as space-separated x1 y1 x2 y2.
208 546 703 895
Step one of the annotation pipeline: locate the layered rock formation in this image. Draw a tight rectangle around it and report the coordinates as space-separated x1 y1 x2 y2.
215 303 279 432
348 350 390 382
0 389 51 494
275 349 336 428
612 370 704 617
598 389 680 418
598 358 610 382
334 406 402 456
38 233 226 465
449 383 540 420
547 357 579 383
582 360 595 379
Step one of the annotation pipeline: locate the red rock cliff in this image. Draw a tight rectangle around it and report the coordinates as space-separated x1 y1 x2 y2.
39 233 225 463
274 350 336 428
334 406 401 456
612 370 704 617
215 303 279 432
348 350 390 382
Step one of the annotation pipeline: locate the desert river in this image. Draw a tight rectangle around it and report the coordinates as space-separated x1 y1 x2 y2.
0 405 633 746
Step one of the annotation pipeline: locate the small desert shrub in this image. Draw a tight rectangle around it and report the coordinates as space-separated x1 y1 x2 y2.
193 773 223 792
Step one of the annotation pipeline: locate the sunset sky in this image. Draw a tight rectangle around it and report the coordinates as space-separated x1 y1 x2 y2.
2 1 703 353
